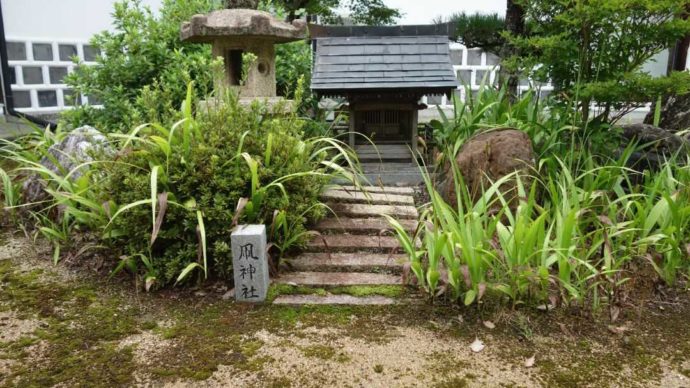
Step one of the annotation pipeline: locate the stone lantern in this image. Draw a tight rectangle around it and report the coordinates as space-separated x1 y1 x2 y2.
181 9 307 105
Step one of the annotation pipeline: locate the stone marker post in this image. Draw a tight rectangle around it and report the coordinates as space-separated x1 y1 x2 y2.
231 225 269 302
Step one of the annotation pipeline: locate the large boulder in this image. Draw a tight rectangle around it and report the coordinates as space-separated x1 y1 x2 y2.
22 126 111 204
618 123 689 174
438 129 535 207
644 94 690 134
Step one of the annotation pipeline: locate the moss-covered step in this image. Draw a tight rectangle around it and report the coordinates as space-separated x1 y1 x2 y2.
314 217 417 234
326 203 418 219
305 234 404 253
275 271 400 287
286 252 406 273
272 294 396 305
320 189 415 205
333 185 414 195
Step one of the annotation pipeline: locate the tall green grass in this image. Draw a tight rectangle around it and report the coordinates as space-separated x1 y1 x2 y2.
390 85 689 313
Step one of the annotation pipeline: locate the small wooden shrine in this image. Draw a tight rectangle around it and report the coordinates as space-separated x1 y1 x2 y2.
310 24 459 155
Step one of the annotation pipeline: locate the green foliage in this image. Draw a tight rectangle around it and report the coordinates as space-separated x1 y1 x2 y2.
61 0 219 132
391 85 690 312
429 76 574 170
512 0 690 121
439 12 505 52
275 41 313 100
2 85 361 288
268 0 401 25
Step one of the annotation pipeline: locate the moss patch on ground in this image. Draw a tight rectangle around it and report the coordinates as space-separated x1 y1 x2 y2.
0 259 138 387
2 246 690 387
266 284 405 300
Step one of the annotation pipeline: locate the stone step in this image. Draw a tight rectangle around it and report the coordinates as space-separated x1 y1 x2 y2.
334 185 415 195
275 271 400 287
326 203 418 219
320 189 414 205
314 217 418 234
357 154 413 163
286 252 406 272
355 144 410 152
273 294 397 305
306 234 403 253
362 172 429 186
360 163 421 173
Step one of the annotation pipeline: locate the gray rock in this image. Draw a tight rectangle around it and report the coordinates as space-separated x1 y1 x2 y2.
22 126 111 204
438 129 535 209
618 123 689 174
644 94 690 135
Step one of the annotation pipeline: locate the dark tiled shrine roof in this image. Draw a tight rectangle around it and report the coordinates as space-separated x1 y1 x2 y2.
311 35 459 94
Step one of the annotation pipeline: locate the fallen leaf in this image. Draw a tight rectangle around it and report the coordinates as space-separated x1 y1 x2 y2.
524 355 536 368
610 306 621 322
470 338 485 353
557 322 573 337
536 303 554 311
483 320 496 329
607 325 629 335
478 283 487 301
144 277 156 292
222 289 234 300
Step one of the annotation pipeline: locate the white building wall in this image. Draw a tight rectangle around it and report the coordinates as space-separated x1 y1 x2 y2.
1 0 161 114
1 1 687 115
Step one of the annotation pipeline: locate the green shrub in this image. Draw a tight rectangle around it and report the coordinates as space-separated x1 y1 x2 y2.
512 0 690 122
62 0 219 133
2 85 360 289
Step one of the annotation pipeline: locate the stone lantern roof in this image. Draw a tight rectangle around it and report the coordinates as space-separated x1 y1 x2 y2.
181 9 307 44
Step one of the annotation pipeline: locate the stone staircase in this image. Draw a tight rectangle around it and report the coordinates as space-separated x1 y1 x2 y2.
332 144 430 186
273 185 418 305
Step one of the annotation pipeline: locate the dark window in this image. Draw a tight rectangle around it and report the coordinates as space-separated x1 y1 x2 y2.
87 94 102 105
449 49 462 65
457 69 472 85
475 70 489 85
83 45 101 62
32 43 53 61
7 42 27 61
467 49 482 66
38 90 58 107
63 89 81 106
8 67 17 85
486 53 500 66
427 95 443 105
49 67 69 84
226 49 243 86
22 67 44 84
58 44 78 61
12 90 32 108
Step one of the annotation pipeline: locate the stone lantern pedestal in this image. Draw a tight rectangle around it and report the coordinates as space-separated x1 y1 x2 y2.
181 9 307 109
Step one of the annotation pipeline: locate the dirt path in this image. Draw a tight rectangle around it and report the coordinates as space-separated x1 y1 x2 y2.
1 233 690 387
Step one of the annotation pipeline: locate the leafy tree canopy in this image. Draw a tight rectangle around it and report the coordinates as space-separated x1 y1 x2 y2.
511 0 690 121
237 0 401 25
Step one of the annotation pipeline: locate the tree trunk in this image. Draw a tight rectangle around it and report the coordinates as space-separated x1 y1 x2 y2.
667 4 690 74
499 0 526 102
224 0 260 9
